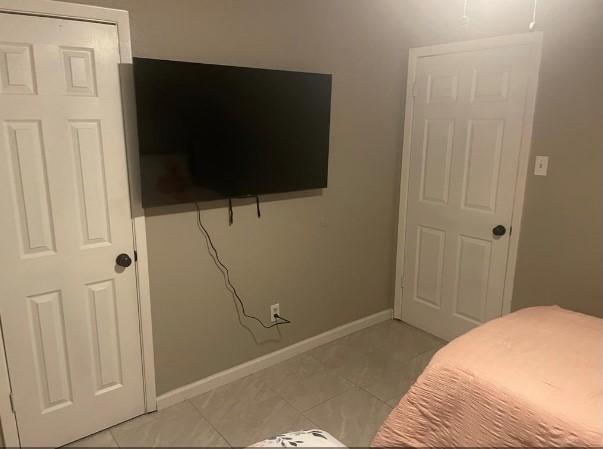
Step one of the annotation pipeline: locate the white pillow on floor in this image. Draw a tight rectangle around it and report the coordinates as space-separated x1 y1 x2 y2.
249 429 347 447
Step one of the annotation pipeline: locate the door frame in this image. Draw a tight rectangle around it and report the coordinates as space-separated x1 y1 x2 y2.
0 1 157 446
393 33 543 322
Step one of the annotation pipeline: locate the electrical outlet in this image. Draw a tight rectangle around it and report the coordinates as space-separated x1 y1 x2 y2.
270 303 280 322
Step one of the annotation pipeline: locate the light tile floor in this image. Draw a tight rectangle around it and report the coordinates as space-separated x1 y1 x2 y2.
69 319 444 448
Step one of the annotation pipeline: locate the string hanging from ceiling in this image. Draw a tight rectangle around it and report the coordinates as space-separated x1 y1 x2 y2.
529 0 538 31
461 0 539 31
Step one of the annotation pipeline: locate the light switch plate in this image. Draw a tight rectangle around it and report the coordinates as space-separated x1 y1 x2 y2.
534 156 549 176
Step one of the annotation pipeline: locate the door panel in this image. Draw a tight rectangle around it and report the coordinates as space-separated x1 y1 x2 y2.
461 119 504 213
0 43 37 94
454 234 491 323
0 13 144 447
28 290 72 412
61 47 97 96
420 119 454 205
402 44 533 341
87 279 123 394
70 120 112 247
5 120 56 256
414 226 446 308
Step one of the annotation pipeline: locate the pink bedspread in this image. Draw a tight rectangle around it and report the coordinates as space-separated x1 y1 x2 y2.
372 306 603 447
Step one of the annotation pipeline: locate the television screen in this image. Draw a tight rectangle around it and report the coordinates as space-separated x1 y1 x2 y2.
132 57 332 208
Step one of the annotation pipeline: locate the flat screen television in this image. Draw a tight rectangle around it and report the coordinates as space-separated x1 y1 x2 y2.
132 57 332 208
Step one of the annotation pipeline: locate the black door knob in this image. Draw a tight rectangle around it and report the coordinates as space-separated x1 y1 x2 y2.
116 253 132 268
492 225 507 237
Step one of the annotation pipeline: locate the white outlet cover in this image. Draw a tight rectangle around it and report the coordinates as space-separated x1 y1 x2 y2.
534 156 549 176
270 303 280 322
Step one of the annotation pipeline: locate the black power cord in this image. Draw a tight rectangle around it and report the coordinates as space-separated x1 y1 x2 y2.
194 202 291 329
227 195 261 225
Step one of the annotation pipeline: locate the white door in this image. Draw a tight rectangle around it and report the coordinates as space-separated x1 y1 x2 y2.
400 43 536 341
0 13 145 447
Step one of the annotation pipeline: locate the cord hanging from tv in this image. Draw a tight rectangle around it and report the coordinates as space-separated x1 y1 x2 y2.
195 203 291 329
227 195 261 225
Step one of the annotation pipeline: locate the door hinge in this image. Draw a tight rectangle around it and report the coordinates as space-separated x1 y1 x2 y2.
134 250 138 262
9 393 16 414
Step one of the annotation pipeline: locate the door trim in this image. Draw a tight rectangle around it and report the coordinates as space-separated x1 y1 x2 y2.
0 1 157 446
394 33 543 321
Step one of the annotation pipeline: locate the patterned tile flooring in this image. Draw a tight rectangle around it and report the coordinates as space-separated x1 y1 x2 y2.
70 320 444 447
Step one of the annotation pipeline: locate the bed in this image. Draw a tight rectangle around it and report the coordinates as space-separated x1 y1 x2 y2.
372 306 603 447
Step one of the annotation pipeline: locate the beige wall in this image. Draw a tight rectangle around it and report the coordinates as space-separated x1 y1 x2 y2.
62 0 602 395
509 1 603 317
67 0 410 395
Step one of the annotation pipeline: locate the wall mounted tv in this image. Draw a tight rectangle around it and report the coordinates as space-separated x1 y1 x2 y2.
133 57 332 208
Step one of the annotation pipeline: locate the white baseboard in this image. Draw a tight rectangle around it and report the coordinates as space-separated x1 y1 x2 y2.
156 308 393 409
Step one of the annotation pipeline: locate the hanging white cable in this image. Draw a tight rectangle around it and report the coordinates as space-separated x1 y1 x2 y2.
529 0 538 31
462 0 470 23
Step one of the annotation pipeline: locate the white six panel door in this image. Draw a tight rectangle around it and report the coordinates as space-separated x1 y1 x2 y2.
0 13 144 447
402 45 533 341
